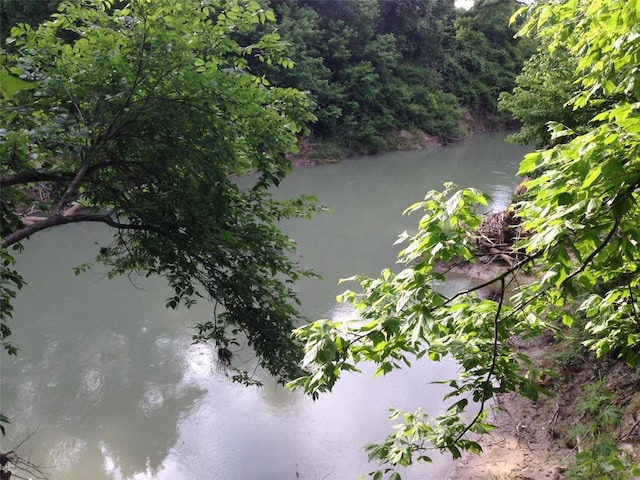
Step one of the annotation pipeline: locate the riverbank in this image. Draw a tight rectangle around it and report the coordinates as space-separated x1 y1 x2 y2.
448 334 571 480
288 110 514 167
289 132 576 478
435 260 569 479
443 260 640 480
288 129 447 166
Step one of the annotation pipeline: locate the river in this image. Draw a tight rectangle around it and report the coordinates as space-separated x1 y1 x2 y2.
0 133 531 479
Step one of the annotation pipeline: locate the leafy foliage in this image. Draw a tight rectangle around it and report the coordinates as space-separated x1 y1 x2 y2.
0 245 23 356
497 38 622 149
0 66 36 99
2 0 534 153
0 0 61 43
260 0 530 151
443 0 535 120
0 0 319 384
289 0 640 477
498 46 580 147
564 384 639 480
289 185 546 476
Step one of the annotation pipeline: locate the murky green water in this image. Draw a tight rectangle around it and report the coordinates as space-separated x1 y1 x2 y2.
0 133 531 479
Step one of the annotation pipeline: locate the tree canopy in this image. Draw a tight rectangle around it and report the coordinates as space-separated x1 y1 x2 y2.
0 0 320 386
257 0 532 152
289 0 640 477
1 0 534 154
0 0 533 450
281 0 532 151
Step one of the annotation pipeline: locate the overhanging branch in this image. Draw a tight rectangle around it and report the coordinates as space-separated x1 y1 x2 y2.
0 170 76 188
0 160 119 188
1 211 155 247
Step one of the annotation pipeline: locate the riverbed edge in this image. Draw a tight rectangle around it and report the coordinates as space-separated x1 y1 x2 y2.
441 260 640 480
287 113 508 166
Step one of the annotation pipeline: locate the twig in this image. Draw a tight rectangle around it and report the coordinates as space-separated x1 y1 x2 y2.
619 415 640 442
319 467 335 480
1 432 52 480
549 403 560 439
452 276 506 445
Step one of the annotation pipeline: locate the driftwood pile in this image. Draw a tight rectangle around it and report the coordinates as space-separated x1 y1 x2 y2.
474 209 522 265
473 180 528 266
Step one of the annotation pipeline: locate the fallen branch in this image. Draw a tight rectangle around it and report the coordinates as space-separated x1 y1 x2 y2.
1 431 51 480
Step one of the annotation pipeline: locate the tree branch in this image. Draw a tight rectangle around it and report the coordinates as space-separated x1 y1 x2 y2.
0 170 76 188
48 25 153 214
52 158 93 213
453 276 505 445
562 216 621 286
442 252 539 307
1 212 155 247
0 159 121 189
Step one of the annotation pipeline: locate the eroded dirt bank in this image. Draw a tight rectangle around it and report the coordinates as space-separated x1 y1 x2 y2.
448 335 571 480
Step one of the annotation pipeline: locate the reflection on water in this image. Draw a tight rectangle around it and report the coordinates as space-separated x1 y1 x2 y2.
0 223 205 479
0 133 531 479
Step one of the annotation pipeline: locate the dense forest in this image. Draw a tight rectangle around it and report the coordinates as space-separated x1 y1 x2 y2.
261 0 534 154
1 0 534 155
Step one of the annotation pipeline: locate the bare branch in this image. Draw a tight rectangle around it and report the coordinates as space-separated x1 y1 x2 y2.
0 171 75 188
442 252 539 307
1 430 52 480
1 211 156 247
52 160 93 213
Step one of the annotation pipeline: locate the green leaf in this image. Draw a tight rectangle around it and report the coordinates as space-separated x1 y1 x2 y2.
0 66 37 99
556 192 573 205
561 313 574 327
582 165 601 188
517 152 542 175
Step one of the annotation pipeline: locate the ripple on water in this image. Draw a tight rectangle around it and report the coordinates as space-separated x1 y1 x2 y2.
79 368 104 404
140 385 164 416
49 437 87 473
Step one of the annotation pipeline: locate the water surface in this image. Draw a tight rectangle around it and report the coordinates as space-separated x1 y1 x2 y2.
0 133 531 479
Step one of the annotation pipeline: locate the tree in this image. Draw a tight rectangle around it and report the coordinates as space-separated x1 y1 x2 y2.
258 0 467 150
242 0 532 151
442 0 534 119
498 45 583 147
260 0 341 137
0 0 60 43
378 0 456 67
289 0 640 478
497 38 616 148
0 0 319 388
